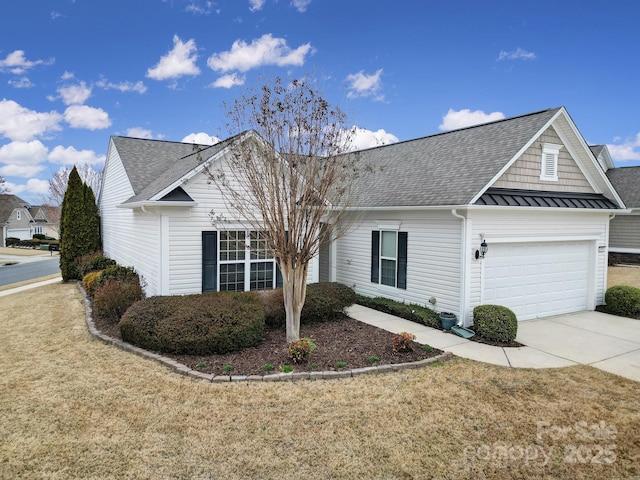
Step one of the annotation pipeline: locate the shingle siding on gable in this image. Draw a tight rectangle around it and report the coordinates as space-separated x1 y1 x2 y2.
492 127 594 193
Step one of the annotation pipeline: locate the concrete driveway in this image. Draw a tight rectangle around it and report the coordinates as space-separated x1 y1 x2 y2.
347 305 640 382
515 311 640 381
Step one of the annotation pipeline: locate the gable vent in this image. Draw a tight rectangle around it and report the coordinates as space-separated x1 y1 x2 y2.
540 143 562 181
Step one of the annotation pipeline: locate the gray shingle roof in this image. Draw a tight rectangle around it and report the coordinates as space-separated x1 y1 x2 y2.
607 166 640 208
348 108 561 207
111 136 236 204
0 194 29 223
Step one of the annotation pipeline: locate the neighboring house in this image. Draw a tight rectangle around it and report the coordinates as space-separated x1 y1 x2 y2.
99 132 299 298
329 107 623 325
604 161 640 263
99 107 624 326
0 194 61 246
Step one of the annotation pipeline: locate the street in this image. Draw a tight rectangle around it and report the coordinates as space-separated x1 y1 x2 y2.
0 256 61 287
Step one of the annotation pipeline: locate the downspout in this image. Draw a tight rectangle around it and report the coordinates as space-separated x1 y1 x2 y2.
451 209 467 326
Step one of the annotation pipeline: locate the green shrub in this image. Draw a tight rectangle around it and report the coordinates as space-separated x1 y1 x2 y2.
93 277 144 324
77 251 116 278
82 270 103 296
119 292 265 355
472 305 518 342
32 234 46 240
96 265 139 288
356 295 440 329
287 337 316 364
605 285 640 318
254 282 356 328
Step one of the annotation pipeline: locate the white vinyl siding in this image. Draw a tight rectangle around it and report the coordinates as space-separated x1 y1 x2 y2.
166 170 315 296
100 139 160 296
336 210 461 315
609 215 640 251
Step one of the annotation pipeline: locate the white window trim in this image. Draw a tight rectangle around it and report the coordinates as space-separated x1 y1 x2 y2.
218 230 276 292
540 143 562 182
379 230 398 288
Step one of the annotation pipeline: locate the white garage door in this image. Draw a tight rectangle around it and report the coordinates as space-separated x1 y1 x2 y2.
483 242 591 321
7 228 30 240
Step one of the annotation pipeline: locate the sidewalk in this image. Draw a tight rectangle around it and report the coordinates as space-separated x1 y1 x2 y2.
348 305 640 381
0 276 62 297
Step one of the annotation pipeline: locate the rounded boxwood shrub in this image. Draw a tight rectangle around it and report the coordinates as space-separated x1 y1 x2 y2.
82 270 103 296
254 282 356 328
119 292 265 355
77 251 116 278
93 277 144 324
605 285 640 318
96 264 139 288
473 304 518 342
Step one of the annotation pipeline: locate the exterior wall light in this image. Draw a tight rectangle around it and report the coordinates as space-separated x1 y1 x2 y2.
475 239 488 259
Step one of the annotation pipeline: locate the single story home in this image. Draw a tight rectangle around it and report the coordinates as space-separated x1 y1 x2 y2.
0 194 60 246
99 107 624 326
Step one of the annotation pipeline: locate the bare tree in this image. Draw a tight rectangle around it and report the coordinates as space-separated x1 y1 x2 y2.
205 76 369 343
0 175 7 194
47 164 103 206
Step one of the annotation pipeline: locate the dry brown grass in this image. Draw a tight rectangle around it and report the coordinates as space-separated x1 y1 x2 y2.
1 283 640 479
608 266 640 289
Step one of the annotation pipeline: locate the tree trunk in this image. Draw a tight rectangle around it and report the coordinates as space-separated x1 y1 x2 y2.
281 261 308 343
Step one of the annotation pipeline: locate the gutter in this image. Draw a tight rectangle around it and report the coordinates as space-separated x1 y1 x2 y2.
451 209 467 327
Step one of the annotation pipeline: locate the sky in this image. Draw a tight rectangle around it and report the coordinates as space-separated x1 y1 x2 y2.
1 0 639 204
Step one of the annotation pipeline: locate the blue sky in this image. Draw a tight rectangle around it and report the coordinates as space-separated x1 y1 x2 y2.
1 0 639 203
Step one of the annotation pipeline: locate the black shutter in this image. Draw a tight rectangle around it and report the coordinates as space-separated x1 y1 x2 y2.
202 231 217 292
371 230 380 283
397 232 408 289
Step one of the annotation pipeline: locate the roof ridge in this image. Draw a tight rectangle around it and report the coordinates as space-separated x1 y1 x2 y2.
347 107 562 155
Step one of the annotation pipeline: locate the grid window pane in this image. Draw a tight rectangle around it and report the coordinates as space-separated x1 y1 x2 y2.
381 259 396 287
381 231 397 259
250 261 274 290
249 231 273 260
220 231 246 261
220 263 245 292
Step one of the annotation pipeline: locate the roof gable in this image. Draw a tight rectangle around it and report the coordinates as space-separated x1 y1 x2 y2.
0 194 30 223
348 108 561 208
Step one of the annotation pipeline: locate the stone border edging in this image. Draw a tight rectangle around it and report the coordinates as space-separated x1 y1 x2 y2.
79 284 453 382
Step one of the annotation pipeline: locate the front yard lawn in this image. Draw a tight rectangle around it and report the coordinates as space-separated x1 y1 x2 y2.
1 282 639 479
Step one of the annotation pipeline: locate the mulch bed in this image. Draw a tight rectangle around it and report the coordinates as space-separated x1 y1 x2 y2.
92 314 444 377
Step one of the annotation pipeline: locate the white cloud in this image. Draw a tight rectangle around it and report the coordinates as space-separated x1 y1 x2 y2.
0 99 63 141
207 33 313 73
61 71 74 80
185 1 217 14
181 132 221 145
6 177 50 196
126 127 153 139
210 73 245 88
58 81 92 105
146 35 201 81
607 133 640 162
50 11 64 20
342 127 399 152
0 50 54 74
0 163 45 178
345 69 383 100
439 108 505 131
96 78 147 94
291 0 311 12
64 105 111 130
497 48 536 61
8 77 34 88
48 145 106 165
249 0 266 11
0 140 49 165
